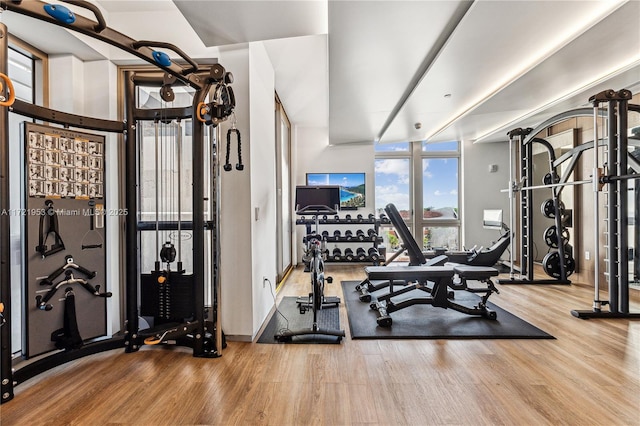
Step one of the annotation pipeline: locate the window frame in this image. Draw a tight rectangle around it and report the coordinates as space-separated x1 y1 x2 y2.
7 35 48 356
375 140 461 250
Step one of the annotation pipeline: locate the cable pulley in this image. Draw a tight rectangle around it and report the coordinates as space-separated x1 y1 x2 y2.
196 73 236 127
158 73 177 102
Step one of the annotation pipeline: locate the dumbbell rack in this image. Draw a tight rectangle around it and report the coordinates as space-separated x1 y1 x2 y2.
296 214 388 265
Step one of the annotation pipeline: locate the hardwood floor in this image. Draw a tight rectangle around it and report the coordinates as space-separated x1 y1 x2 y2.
2 264 639 425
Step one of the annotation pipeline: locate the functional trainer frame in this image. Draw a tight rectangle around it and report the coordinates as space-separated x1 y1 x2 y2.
0 0 230 403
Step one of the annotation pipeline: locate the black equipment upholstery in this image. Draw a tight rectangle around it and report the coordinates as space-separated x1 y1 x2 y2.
355 204 501 326
384 203 425 266
385 203 510 267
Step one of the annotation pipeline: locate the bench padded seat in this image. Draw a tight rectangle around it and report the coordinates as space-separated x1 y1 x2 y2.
364 265 455 281
452 265 499 279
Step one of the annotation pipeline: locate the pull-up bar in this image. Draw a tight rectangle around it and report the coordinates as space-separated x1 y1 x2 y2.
1 0 206 89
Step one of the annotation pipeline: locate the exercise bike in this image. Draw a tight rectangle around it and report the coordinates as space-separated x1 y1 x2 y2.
275 187 345 342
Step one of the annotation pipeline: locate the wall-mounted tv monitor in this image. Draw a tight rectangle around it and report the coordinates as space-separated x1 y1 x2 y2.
483 209 503 230
295 185 341 213
306 172 365 208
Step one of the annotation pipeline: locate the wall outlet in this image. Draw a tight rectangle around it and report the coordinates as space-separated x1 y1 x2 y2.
585 251 590 260
263 276 268 288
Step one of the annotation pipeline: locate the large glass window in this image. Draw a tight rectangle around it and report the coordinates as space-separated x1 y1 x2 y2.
374 157 411 218
422 158 458 221
374 143 411 260
375 139 460 255
420 140 460 249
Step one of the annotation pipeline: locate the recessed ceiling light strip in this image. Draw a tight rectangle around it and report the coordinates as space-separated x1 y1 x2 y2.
472 56 640 143
423 0 628 143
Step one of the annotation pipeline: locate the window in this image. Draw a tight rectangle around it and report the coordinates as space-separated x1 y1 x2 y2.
8 39 48 355
420 141 460 250
275 95 292 284
375 140 460 254
374 143 411 256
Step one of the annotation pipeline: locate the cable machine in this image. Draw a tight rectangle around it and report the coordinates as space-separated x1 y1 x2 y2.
123 69 235 351
0 0 236 404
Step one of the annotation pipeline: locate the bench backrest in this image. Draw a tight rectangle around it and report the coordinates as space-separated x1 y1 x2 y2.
385 203 426 266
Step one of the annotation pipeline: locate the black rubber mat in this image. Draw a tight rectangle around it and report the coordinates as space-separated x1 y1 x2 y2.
257 297 343 344
342 281 554 340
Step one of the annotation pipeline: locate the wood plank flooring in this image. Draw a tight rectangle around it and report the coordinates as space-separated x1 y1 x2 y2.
1 265 639 425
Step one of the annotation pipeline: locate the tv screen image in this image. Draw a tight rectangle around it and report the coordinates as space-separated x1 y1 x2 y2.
306 172 365 208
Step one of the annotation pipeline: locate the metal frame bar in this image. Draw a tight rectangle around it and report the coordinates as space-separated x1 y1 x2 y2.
0 1 205 90
607 98 619 312
0 22 14 404
523 108 602 145
618 98 629 313
636 183 640 283
522 132 534 280
10 100 125 133
123 72 139 352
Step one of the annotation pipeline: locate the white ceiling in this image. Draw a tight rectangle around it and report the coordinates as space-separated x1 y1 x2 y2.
3 0 640 145
172 0 640 144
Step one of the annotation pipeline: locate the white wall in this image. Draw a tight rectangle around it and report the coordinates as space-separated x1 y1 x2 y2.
216 42 280 340
248 43 277 336
216 47 253 339
461 138 510 255
293 127 374 262
83 60 120 335
49 55 85 114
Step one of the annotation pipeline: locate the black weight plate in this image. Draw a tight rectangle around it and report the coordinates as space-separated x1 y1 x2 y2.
543 172 560 185
542 251 575 278
543 225 570 248
540 198 565 219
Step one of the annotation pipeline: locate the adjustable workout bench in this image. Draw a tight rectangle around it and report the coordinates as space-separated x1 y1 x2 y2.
365 264 500 327
356 255 448 302
358 203 500 327
355 203 449 302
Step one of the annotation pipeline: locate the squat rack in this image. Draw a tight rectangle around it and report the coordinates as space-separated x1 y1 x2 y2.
0 0 230 403
499 88 640 318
